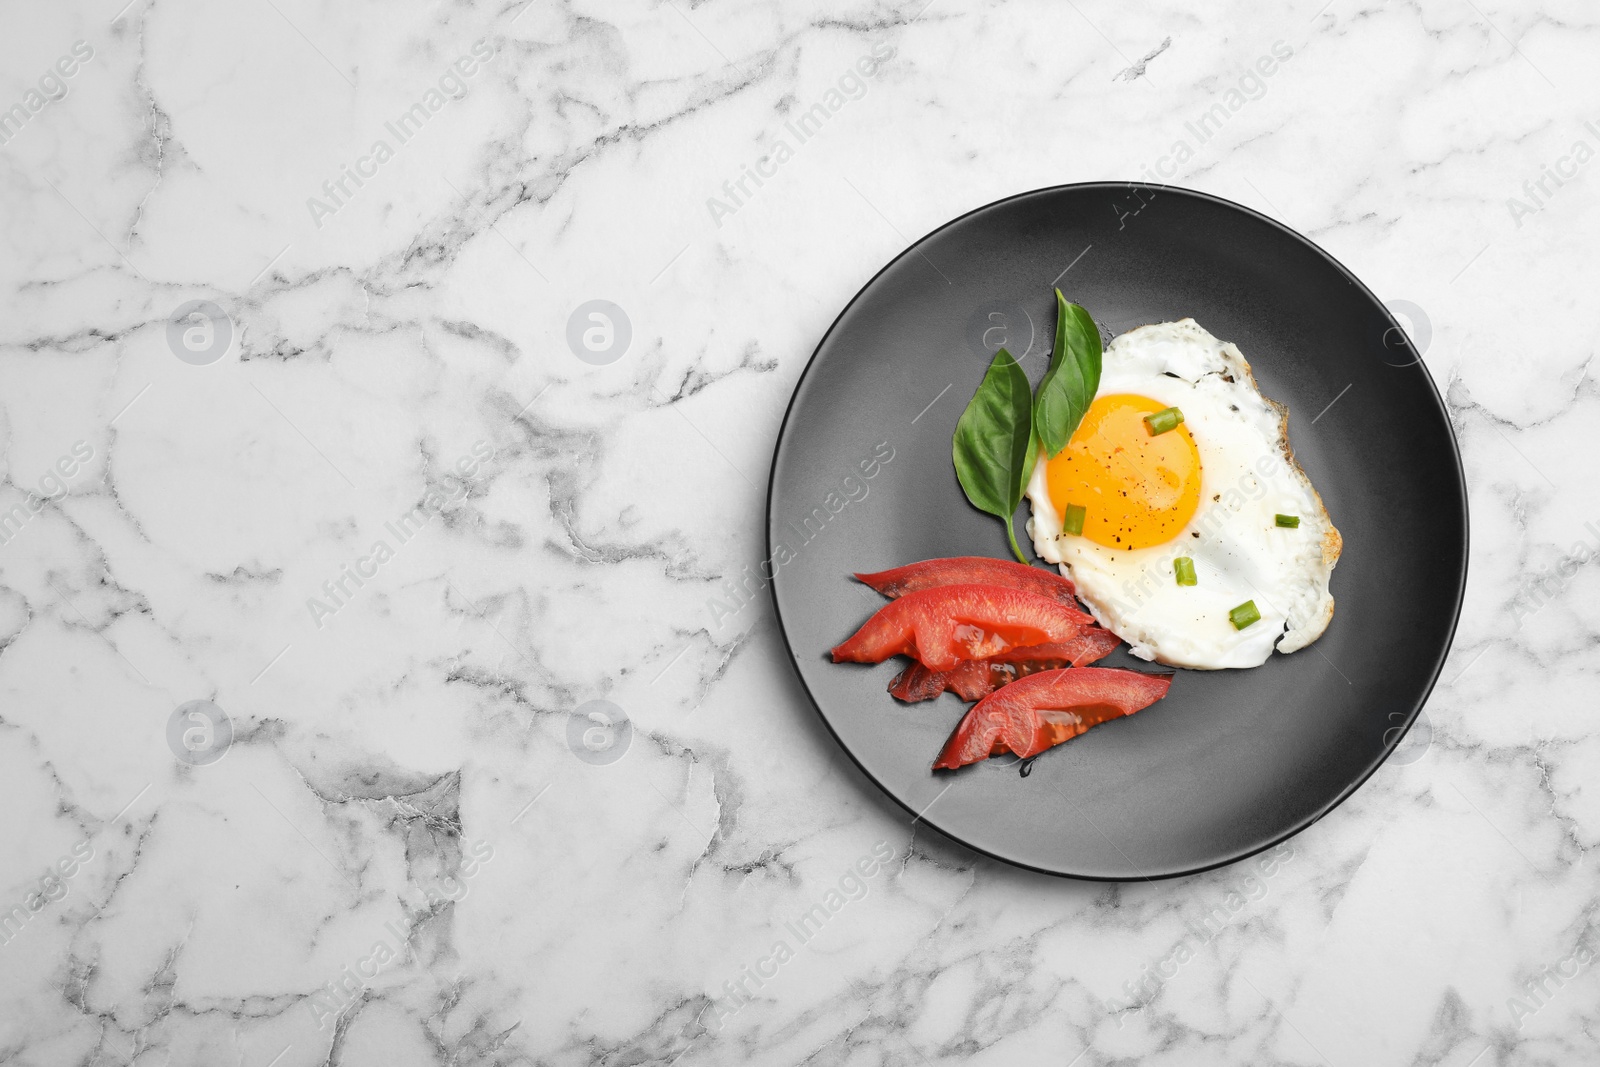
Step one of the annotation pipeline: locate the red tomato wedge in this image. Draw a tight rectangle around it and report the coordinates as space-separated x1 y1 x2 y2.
855 556 1078 605
933 667 1172 769
888 659 986 703
888 629 1123 703
988 631 1123 666
831 584 1093 672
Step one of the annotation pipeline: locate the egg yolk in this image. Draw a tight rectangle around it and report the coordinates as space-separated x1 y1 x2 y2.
1045 394 1202 550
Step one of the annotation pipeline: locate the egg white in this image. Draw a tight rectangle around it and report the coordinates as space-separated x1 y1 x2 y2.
1025 319 1340 670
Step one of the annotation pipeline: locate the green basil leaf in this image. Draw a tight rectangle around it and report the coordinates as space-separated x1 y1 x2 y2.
1034 289 1102 458
952 348 1037 563
1019 414 1039 505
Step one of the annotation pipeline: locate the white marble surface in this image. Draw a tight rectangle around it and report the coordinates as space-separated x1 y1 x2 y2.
0 0 1596 1064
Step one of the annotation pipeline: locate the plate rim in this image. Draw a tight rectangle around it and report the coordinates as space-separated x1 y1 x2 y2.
765 180 1469 881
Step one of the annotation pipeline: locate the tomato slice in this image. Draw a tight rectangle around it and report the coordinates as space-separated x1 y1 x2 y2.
855 556 1078 605
887 660 964 702
831 584 1093 671
989 630 1123 666
946 660 1004 702
887 629 1123 703
933 667 1172 769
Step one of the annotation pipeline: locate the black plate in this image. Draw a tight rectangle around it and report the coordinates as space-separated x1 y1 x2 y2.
767 183 1467 880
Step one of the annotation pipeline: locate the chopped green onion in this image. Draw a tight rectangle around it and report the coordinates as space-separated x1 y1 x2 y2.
1173 557 1196 586
1062 504 1086 536
1143 406 1184 436
1229 600 1261 630
1275 514 1300 528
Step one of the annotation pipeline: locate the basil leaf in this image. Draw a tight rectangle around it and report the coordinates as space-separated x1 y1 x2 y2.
1034 289 1102 458
952 348 1037 563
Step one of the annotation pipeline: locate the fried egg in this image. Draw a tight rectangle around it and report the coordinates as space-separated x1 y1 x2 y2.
1025 319 1340 669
